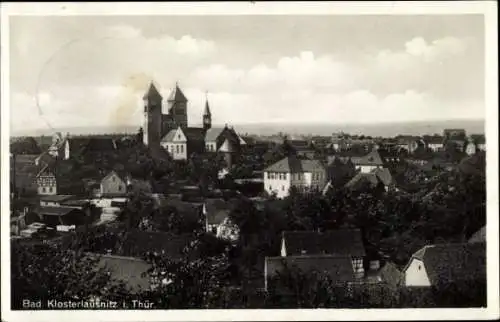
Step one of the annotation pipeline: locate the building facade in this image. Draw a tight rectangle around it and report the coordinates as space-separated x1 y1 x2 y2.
264 156 327 199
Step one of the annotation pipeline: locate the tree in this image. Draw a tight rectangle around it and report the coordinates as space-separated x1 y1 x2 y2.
11 240 129 309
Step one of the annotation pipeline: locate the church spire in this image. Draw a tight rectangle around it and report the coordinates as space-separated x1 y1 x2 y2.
203 91 212 131
167 81 188 102
203 91 211 116
143 81 162 100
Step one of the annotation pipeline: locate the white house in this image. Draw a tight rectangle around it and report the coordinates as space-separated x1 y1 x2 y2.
351 149 386 173
425 137 445 152
403 243 486 287
263 156 327 199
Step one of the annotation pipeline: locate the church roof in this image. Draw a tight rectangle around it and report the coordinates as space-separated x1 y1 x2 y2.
204 100 211 116
205 127 226 142
167 84 188 102
143 82 162 100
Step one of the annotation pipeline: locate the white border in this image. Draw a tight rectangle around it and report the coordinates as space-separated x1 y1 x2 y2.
1 1 499 321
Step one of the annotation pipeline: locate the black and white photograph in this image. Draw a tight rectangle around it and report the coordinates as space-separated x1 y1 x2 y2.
1 2 498 321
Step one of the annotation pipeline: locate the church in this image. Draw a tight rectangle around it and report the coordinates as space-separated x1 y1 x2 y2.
142 82 245 166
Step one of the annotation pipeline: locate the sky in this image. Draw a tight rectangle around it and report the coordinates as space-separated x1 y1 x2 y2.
9 15 485 134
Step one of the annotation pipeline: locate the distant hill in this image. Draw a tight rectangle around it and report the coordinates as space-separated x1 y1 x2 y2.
10 119 485 139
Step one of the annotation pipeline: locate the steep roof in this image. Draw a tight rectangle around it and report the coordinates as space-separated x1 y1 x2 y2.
345 172 380 189
183 127 206 142
265 255 355 283
372 167 394 186
203 100 211 116
468 226 486 244
408 242 486 285
218 138 236 153
204 198 238 225
161 129 177 142
143 82 163 100
205 127 226 142
282 229 366 257
353 149 385 166
264 156 325 173
167 83 188 102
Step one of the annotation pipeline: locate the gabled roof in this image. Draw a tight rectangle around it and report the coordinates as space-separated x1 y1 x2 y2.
468 226 486 244
264 156 325 173
101 170 129 184
143 82 163 100
407 242 486 285
204 198 238 225
183 127 206 142
161 129 177 142
218 138 236 153
353 149 385 166
344 172 380 189
379 262 403 287
205 127 226 142
372 167 394 186
265 255 355 283
282 229 366 257
167 84 188 102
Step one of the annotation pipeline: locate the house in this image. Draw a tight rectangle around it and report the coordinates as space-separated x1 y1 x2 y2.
345 167 395 191
35 206 87 228
204 125 243 154
35 164 58 195
351 149 386 173
465 142 477 155
100 170 129 197
39 194 76 207
470 134 486 151
425 136 445 152
403 243 486 287
264 156 327 199
280 229 366 278
161 126 206 160
203 198 240 242
264 255 356 291
395 136 422 154
203 198 232 234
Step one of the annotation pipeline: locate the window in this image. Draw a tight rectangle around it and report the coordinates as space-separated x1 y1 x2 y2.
267 172 270 179
352 258 363 272
418 265 422 271
42 187 46 193
178 134 181 139
176 145 179 153
269 186 272 191
48 187 52 193
284 173 288 180
281 185 284 191
180 145 184 153
118 185 122 191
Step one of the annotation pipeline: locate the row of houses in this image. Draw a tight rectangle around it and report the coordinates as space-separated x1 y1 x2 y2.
264 228 486 294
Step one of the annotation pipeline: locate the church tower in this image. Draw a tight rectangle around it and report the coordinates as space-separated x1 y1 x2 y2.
143 82 163 149
203 93 212 130
167 82 188 128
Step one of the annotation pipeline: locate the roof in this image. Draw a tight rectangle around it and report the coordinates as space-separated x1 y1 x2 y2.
36 206 80 216
120 231 194 259
183 127 206 142
265 255 355 283
143 82 163 100
407 243 486 285
379 262 403 287
345 172 380 189
282 229 366 257
353 149 385 166
264 156 325 173
97 254 151 293
204 198 238 225
101 170 129 184
167 84 188 102
218 138 236 153
11 154 42 190
39 194 75 203
161 129 177 142
203 100 211 116
205 127 225 142
426 136 445 144
372 167 394 186
468 226 486 244
470 134 486 144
